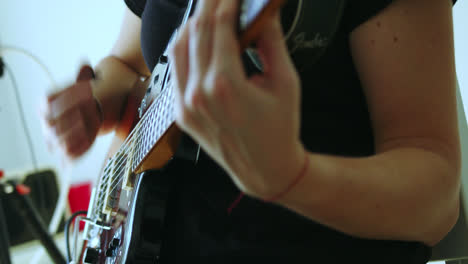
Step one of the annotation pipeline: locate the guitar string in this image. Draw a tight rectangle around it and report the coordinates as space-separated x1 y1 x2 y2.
95 0 276 204
93 82 175 211
92 113 160 216
94 113 168 213
92 56 176 208
94 115 174 214
95 90 159 183
94 99 174 208
91 120 144 216
95 0 253 201
91 89 167 215
97 0 256 202
90 0 192 219
93 101 153 192
94 1 190 188
95 76 173 187
95 82 173 197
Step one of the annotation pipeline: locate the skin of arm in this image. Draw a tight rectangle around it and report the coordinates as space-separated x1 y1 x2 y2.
170 0 461 247
42 8 149 158
93 8 151 134
276 0 461 246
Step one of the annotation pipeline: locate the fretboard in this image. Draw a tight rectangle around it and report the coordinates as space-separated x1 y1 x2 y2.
90 0 286 222
128 0 284 172
130 77 175 172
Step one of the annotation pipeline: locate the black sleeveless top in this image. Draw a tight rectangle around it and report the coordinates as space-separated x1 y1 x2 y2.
123 0 457 263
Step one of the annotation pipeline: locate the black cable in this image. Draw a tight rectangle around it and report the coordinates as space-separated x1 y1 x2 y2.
3 63 39 170
65 210 87 263
0 57 4 78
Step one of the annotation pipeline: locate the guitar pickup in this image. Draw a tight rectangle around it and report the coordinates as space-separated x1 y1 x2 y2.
122 170 136 191
102 152 124 217
122 139 137 191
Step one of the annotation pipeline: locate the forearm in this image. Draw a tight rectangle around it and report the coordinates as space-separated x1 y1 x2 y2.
93 56 148 133
277 146 461 246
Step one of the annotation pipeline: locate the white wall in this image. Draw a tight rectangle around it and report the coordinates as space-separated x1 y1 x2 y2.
454 0 468 115
0 0 126 184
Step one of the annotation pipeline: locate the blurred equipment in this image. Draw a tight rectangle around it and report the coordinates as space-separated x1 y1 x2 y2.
0 170 12 264
3 169 64 246
1 45 71 263
1 169 67 263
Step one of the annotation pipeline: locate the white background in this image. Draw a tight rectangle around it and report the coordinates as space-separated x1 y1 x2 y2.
0 0 126 185
0 0 466 263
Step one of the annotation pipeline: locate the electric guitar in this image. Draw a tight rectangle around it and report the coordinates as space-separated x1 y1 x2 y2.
77 0 346 263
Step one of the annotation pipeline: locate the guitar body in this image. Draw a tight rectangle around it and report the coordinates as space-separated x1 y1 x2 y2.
80 96 195 264
92 171 172 264
79 1 347 263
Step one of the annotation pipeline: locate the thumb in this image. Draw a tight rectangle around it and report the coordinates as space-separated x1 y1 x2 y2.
255 12 294 79
76 64 95 82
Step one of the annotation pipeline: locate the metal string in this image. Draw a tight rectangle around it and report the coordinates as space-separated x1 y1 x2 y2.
89 0 193 220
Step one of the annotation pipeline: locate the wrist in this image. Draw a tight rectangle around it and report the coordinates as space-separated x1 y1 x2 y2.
261 142 309 202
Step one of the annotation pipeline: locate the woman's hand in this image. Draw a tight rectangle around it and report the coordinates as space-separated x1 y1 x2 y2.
40 65 102 159
170 0 305 198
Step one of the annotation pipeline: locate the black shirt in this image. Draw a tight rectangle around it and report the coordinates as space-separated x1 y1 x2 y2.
123 0 457 263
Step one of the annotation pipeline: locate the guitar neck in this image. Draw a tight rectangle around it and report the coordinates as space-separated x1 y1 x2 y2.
131 78 176 172
239 0 286 49
127 0 288 173
93 0 287 187
87 0 288 232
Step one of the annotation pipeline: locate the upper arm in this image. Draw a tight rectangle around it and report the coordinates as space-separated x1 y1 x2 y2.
349 0 460 168
111 8 151 77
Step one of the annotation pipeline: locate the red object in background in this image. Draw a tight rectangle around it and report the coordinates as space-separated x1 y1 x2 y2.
0 170 4 179
16 184 31 195
68 182 92 230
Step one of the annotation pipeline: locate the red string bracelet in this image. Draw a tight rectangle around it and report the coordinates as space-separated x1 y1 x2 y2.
227 192 245 215
227 154 309 214
264 154 310 202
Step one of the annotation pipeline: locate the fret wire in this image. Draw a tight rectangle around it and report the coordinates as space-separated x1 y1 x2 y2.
89 0 197 220
91 132 139 216
94 85 176 205
94 82 175 204
95 157 121 214
92 112 146 212
91 62 176 217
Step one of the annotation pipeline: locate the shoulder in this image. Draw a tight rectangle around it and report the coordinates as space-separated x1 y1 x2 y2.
348 0 458 161
344 0 457 34
342 0 393 33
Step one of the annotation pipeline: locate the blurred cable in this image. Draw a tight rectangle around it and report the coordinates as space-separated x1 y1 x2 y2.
3 63 39 171
0 46 57 88
0 57 4 77
0 46 71 264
